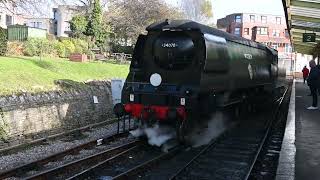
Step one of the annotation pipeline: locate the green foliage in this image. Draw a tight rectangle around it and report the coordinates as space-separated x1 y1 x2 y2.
72 38 89 54
69 0 111 51
61 39 75 57
24 38 40 56
54 41 66 58
111 45 133 54
6 37 91 58
86 0 102 38
201 0 213 18
0 27 7 56
24 38 56 57
70 15 88 38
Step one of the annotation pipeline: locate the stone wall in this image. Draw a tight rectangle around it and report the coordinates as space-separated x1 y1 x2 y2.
0 80 114 147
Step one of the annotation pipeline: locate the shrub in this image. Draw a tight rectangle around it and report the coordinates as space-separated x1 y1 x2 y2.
71 38 89 54
111 45 133 54
7 41 24 56
7 37 91 58
24 38 39 56
54 41 66 58
0 27 7 56
24 38 57 57
61 39 75 57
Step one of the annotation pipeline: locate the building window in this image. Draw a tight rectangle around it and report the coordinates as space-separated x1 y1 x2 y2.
6 15 12 26
234 27 241 36
30 22 43 28
244 28 249 35
257 27 268 35
276 17 281 24
37 22 42 28
250 15 255 22
272 29 280 37
285 44 292 53
272 43 278 50
261 16 267 23
235 15 242 23
53 10 57 20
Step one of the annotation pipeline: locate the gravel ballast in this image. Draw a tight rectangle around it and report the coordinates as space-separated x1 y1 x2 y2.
0 119 134 174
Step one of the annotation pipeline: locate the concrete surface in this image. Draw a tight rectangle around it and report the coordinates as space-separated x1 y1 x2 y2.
276 80 320 180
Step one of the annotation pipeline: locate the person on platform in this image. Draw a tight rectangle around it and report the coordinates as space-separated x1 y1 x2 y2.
302 65 309 84
307 60 320 110
317 64 320 96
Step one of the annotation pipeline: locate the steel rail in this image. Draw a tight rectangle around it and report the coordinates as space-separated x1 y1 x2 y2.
244 86 289 180
66 145 141 180
168 127 227 180
112 146 184 180
0 132 130 179
26 141 141 180
169 86 289 180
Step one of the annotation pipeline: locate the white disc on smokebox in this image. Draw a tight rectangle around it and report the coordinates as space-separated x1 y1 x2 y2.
150 73 162 87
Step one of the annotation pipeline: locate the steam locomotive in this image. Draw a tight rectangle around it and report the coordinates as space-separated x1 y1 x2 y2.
114 20 282 142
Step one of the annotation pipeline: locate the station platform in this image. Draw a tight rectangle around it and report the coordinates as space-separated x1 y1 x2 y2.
276 80 320 180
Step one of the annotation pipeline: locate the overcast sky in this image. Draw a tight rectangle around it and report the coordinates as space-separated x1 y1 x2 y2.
166 0 285 23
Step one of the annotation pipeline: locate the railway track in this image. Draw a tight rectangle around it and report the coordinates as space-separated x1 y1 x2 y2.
0 132 137 180
62 86 290 180
1 86 291 180
66 142 184 180
168 86 290 180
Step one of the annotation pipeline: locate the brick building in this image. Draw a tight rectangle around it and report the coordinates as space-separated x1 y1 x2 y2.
217 13 294 72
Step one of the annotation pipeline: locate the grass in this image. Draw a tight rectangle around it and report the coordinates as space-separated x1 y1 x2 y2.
0 56 129 95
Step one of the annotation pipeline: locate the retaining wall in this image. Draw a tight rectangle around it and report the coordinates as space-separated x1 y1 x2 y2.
0 80 114 148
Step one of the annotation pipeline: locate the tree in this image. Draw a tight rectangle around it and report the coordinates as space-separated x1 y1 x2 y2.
106 0 183 48
70 15 88 38
180 0 213 24
0 0 66 17
85 0 102 39
201 0 213 19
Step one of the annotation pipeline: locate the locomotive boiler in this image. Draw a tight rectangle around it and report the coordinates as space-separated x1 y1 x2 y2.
114 20 281 142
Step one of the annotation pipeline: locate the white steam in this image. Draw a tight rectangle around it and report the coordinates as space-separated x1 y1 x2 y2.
188 111 232 147
130 123 176 147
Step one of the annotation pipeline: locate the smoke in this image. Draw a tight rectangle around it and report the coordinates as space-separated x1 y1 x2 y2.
130 128 145 137
129 111 235 148
130 123 176 147
188 111 232 147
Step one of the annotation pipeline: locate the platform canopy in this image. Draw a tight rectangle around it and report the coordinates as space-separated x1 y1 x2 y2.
282 0 320 55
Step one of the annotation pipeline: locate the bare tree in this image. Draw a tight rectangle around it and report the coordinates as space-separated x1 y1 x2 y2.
106 0 184 46
0 0 66 17
180 0 213 24
0 0 107 17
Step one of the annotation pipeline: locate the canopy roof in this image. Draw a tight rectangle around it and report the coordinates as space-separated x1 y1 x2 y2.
282 0 320 54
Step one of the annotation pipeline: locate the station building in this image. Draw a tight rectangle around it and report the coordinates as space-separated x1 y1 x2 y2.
276 0 320 180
